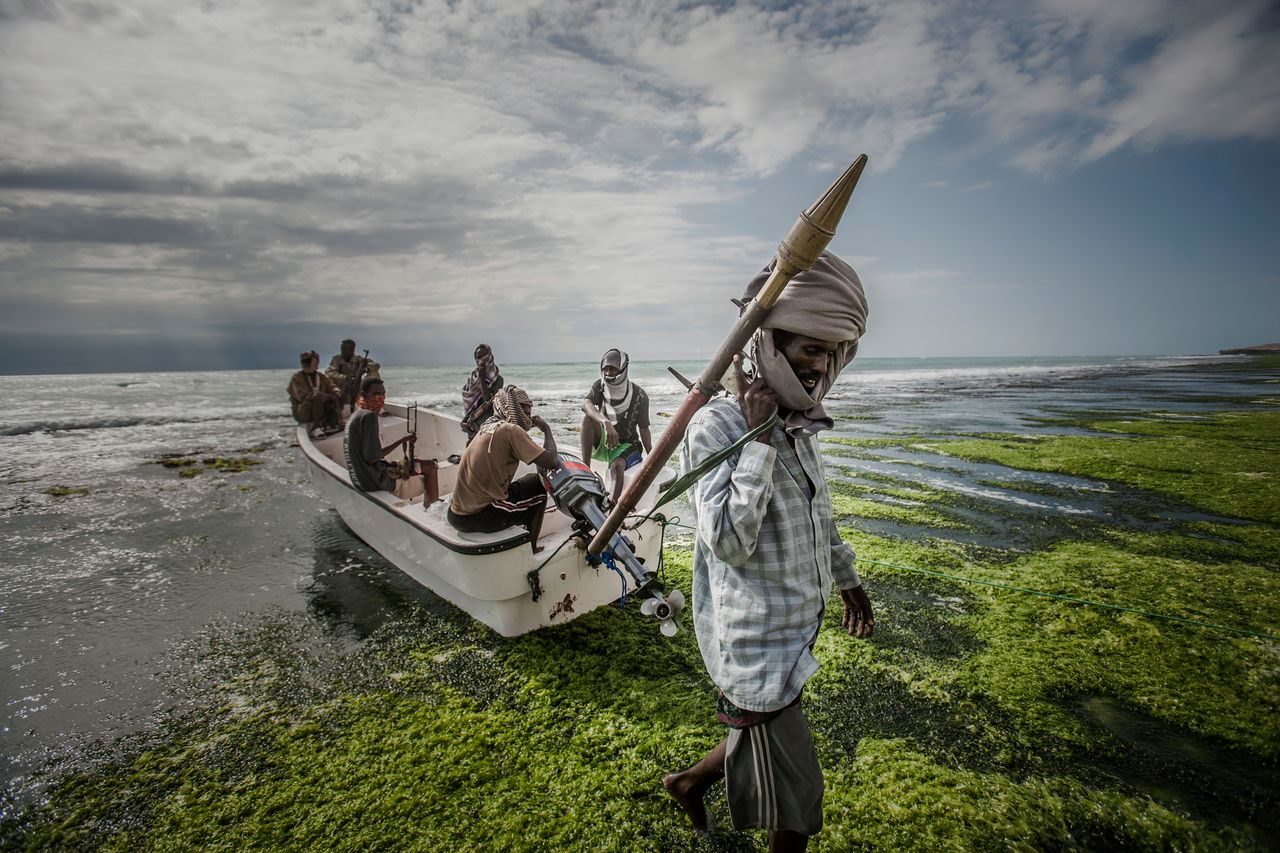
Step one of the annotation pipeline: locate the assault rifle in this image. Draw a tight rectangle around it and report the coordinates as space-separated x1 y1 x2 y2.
341 348 371 414
460 373 502 434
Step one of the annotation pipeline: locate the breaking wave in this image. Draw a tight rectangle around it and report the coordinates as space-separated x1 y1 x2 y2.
0 407 287 437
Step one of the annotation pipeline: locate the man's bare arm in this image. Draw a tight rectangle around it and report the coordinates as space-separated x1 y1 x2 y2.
530 415 559 465
581 401 619 448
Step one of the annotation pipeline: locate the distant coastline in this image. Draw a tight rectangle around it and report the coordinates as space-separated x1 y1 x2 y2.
1219 342 1280 355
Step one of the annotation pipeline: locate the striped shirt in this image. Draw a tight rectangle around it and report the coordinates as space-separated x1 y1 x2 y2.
681 398 861 713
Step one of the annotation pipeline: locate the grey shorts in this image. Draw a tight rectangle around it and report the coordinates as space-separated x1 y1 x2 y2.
724 702 823 836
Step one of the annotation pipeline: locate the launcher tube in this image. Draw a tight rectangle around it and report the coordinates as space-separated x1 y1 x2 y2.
587 155 867 556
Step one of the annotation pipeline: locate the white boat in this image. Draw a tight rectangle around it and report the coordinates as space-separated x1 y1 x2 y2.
296 402 677 636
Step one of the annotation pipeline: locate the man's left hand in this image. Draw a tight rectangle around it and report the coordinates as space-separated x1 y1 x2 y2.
839 585 874 638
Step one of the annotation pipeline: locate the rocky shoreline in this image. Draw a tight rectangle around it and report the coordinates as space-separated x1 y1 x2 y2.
1219 342 1280 355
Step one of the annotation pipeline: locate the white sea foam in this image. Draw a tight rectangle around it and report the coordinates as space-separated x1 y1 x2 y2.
837 355 1233 393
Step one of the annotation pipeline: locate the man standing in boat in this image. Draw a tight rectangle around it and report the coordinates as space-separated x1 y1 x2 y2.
580 348 652 507
447 386 557 554
344 376 413 495
288 350 342 437
327 338 381 409
460 344 504 443
664 253 875 851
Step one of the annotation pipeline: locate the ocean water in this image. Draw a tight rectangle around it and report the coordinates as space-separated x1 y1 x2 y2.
0 353 1267 813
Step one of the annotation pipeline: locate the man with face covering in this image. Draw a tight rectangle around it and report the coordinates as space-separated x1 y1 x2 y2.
344 376 413 495
580 349 652 505
664 252 875 850
448 386 558 554
460 344 505 443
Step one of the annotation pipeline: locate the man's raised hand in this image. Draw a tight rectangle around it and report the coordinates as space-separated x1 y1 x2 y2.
733 353 777 442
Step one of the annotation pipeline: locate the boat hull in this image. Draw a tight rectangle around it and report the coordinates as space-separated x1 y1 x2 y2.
297 405 672 636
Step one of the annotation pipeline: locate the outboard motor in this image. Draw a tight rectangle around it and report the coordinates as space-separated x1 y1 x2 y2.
541 457 685 635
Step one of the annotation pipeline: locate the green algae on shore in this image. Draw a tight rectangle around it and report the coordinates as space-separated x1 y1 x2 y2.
923 409 1280 524
200 456 263 474
822 402 1280 762
7 387 1280 850
848 529 1280 755
44 485 89 498
830 481 967 531
9 530 1276 852
5 542 1268 851
154 455 264 479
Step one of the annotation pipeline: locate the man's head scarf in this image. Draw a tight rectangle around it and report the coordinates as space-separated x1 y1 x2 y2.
462 345 501 410
740 251 868 437
599 349 632 424
356 379 386 414
477 386 534 442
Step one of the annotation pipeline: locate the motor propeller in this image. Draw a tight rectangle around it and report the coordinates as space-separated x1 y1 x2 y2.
639 587 686 636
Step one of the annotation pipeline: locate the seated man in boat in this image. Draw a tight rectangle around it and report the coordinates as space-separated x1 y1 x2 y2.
460 344 504 443
327 338 381 409
580 348 652 506
448 386 557 553
288 350 342 436
344 376 414 495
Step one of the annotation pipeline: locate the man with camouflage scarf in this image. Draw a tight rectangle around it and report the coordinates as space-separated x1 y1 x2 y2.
447 386 559 553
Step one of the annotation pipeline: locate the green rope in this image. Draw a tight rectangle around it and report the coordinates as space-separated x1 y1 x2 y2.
656 520 1278 642
633 407 778 523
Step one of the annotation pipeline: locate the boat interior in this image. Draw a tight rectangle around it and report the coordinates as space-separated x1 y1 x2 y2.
305 403 672 554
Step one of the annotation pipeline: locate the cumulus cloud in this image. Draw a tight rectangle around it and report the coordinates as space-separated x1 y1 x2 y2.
0 0 1274 370
958 0 1280 171
1081 2 1280 161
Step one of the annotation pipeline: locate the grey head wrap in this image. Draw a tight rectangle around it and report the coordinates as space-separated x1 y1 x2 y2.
741 251 868 437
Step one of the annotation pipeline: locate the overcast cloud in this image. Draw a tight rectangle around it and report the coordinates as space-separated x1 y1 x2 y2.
1 0 1277 372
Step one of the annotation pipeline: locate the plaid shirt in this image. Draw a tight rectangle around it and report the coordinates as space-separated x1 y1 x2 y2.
681 398 861 713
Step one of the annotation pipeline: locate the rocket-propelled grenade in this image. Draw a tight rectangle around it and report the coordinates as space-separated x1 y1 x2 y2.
587 155 868 556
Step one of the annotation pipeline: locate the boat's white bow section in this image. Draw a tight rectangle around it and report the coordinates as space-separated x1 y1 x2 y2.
297 403 675 636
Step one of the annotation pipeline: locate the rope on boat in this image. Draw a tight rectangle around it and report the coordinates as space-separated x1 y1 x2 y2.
598 550 628 607
656 520 1279 642
655 512 669 589
526 534 577 603
628 407 778 527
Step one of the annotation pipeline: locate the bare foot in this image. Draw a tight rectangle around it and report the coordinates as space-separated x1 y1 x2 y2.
663 773 714 836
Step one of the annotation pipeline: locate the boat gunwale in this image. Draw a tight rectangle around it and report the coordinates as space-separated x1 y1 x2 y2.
297 423 533 557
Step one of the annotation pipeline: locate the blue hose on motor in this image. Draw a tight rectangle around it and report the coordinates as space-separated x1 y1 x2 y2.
599 550 627 607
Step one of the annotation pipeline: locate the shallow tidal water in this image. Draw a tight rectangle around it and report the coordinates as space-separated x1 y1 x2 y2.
1 354 1276 847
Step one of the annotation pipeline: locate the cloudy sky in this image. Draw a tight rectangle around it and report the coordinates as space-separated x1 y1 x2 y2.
1 0 1278 373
